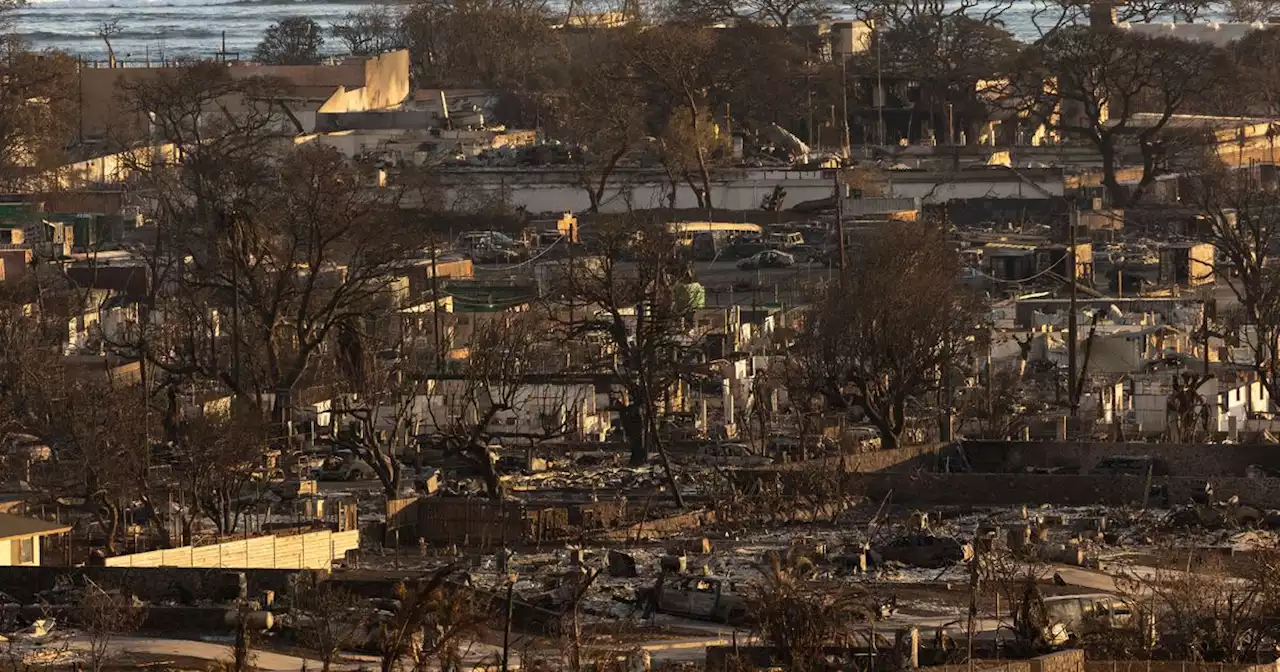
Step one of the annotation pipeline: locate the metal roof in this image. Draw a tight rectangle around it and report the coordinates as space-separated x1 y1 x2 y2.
0 513 71 542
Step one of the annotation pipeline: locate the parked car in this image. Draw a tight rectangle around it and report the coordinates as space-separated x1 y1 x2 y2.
456 230 524 263
792 244 833 266
727 237 769 259
470 243 524 264
763 231 804 248
455 230 517 250
1041 593 1144 646
689 442 773 468
654 576 748 623
736 249 795 270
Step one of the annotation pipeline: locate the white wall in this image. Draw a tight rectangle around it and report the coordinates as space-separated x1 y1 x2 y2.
1131 375 1217 433
440 178 834 214
379 383 606 441
1216 381 1270 432
0 536 39 566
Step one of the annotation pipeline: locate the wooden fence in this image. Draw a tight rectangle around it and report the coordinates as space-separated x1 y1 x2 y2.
103 529 359 569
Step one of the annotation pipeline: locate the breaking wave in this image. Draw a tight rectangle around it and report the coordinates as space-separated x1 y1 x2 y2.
22 27 226 40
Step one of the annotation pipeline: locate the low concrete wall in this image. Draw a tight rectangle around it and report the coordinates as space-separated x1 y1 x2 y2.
842 473 1146 508
1037 650 1087 672
769 443 953 474
961 440 1280 479
708 647 1082 672
103 529 359 569
0 566 321 604
838 473 1280 509
390 497 630 548
1084 663 1276 672
923 649 1084 672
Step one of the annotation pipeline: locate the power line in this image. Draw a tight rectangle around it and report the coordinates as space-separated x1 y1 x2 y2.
475 236 563 272
968 252 1070 284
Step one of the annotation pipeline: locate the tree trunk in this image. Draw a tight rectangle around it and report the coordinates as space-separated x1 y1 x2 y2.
1130 140 1159 205
139 496 172 548
1098 134 1127 207
586 147 627 213
465 442 503 500
99 499 121 554
640 383 685 509
861 401 901 451
623 403 646 465
274 386 293 427
368 447 401 498
233 607 251 672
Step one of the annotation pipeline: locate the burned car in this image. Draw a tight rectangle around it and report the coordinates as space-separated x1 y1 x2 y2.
1042 593 1145 646
653 576 748 624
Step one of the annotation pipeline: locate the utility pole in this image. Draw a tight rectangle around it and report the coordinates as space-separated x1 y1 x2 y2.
835 169 846 275
875 16 885 147
429 230 444 368
806 73 815 146
1067 204 1079 416
502 571 517 672
840 57 851 158
1202 298 1210 376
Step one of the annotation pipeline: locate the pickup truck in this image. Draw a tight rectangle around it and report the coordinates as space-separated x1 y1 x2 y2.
654 576 748 624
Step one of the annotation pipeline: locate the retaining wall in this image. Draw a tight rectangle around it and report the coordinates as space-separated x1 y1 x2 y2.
388 497 630 548
923 650 1084 672
961 440 1280 478
768 443 952 474
838 473 1280 509
103 529 359 569
0 566 321 603
1083 663 1276 672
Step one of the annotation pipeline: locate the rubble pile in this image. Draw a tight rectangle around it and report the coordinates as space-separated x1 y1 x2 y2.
507 465 687 492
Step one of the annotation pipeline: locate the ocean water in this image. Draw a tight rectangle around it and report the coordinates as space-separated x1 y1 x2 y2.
10 0 1062 62
13 0 379 62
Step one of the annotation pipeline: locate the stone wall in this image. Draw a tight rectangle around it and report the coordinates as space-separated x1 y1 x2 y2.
960 440 1280 478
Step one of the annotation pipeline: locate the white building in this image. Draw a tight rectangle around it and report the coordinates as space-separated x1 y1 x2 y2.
0 514 70 567
1116 21 1274 48
1128 374 1271 435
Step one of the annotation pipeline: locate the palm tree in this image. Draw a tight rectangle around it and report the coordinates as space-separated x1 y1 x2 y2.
746 546 873 671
